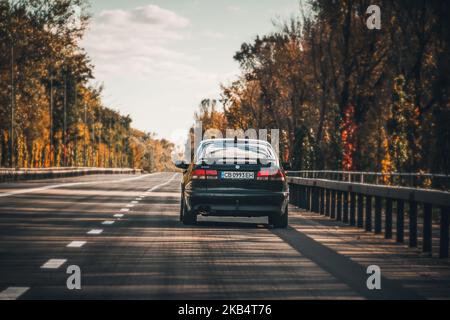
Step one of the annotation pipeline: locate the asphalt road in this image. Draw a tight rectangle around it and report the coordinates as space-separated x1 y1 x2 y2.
0 172 449 300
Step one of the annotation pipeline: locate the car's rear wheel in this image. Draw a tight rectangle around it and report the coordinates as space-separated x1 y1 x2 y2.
270 206 288 228
179 194 184 222
182 197 197 225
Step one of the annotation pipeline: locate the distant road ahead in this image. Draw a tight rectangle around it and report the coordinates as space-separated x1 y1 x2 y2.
0 172 449 299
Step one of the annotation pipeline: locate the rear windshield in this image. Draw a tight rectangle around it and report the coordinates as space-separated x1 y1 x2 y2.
197 141 277 164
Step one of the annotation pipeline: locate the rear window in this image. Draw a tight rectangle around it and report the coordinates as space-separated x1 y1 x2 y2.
196 141 277 164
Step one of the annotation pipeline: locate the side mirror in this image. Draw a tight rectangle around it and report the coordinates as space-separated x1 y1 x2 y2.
174 160 189 170
282 162 291 171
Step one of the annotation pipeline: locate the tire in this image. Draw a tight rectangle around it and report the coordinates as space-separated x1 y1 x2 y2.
270 206 288 228
182 197 197 225
179 194 184 222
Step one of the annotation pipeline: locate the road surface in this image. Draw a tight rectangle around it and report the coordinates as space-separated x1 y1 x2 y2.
0 172 449 299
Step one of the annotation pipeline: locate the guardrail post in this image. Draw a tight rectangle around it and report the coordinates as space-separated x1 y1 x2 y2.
292 184 297 206
423 203 432 254
289 184 294 205
314 187 320 213
385 198 393 239
305 186 309 209
306 187 310 211
311 187 316 212
301 186 306 209
336 191 342 221
409 201 418 248
298 186 304 209
331 190 336 219
301 185 305 209
440 206 449 258
294 184 299 207
325 189 331 217
299 185 304 208
297 185 301 207
365 195 372 232
374 196 382 234
320 188 325 215
343 191 349 223
350 193 356 226
357 194 364 228
396 200 405 243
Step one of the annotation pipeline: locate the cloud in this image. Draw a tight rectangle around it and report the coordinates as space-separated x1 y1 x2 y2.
96 5 190 28
227 5 243 13
83 5 195 79
81 4 240 142
201 30 226 39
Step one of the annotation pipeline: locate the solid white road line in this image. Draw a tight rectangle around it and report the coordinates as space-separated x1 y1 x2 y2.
67 241 86 248
114 213 124 218
87 229 103 235
41 259 67 269
147 173 179 192
0 287 29 300
0 172 162 198
102 220 115 225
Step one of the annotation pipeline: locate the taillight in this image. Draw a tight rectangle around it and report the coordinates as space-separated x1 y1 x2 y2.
205 170 218 176
257 169 285 181
192 169 218 179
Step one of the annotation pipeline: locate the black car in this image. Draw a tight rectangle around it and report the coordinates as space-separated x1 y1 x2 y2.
175 138 289 228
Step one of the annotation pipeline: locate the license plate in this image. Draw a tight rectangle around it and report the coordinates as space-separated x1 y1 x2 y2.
220 171 254 180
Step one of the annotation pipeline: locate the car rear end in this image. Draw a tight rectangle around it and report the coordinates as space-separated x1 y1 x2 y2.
184 139 289 219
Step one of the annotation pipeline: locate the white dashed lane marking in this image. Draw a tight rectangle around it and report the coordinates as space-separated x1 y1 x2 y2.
0 172 177 300
0 287 29 300
87 229 103 235
67 241 86 248
41 259 67 269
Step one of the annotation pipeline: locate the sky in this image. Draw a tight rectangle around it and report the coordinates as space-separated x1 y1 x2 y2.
82 0 301 146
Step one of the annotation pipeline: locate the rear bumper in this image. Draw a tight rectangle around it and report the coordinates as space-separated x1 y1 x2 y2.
185 189 289 217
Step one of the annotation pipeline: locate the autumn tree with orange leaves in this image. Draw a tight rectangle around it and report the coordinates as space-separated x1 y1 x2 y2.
0 0 175 171
196 0 450 175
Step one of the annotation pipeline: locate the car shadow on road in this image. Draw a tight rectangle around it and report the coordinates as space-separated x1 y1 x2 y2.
270 225 423 300
194 220 270 229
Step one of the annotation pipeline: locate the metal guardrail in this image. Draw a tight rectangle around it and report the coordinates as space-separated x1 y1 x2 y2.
287 170 450 191
287 176 450 258
0 167 143 182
